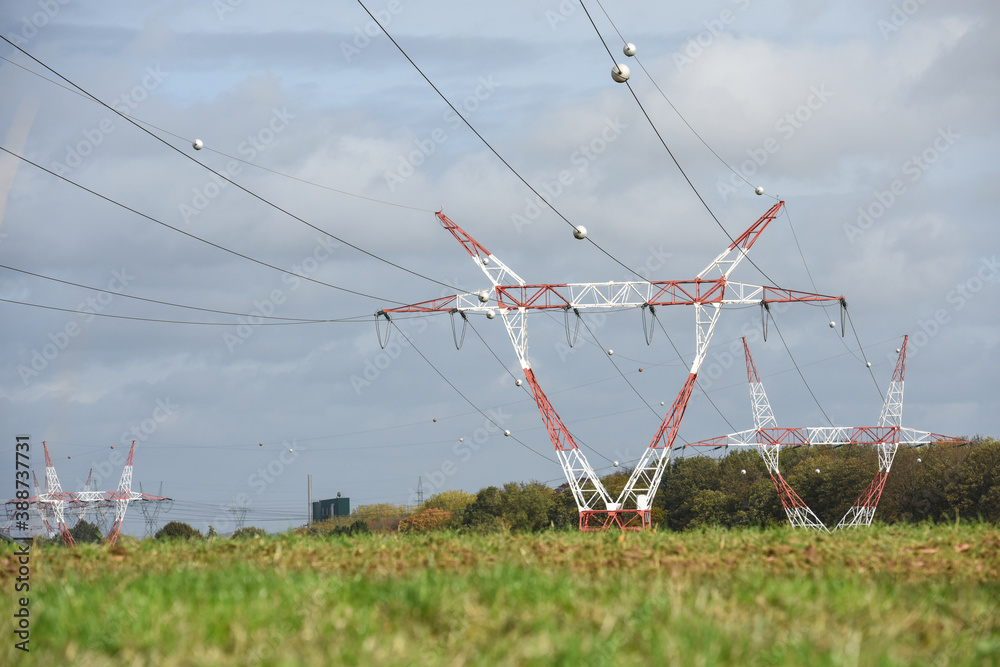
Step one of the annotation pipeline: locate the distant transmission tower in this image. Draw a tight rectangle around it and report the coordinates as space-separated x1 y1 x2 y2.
416 477 424 505
228 496 249 532
139 482 171 537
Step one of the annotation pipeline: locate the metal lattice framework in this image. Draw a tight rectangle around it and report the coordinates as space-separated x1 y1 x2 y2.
138 482 173 538
689 336 967 530
378 203 845 530
4 439 171 545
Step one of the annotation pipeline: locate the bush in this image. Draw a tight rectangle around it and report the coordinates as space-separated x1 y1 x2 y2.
231 526 266 539
155 521 203 541
420 490 475 514
329 519 372 537
69 520 103 544
461 482 557 532
399 508 454 533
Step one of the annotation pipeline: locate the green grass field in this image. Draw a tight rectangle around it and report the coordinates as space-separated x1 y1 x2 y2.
2 523 999 665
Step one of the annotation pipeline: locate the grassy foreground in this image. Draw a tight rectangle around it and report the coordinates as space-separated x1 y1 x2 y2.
2 523 999 666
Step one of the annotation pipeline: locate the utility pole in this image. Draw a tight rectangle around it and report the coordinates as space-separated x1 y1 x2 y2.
307 474 313 527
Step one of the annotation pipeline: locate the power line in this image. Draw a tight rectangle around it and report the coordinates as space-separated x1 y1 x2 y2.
0 37 460 293
0 296 363 325
0 54 438 215
353 0 652 284
0 263 347 323
0 145 406 305
576 0 787 291
391 322 557 464
767 313 834 426
590 0 757 189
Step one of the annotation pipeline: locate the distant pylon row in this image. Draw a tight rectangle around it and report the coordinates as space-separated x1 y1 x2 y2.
3 438 170 545
688 335 967 530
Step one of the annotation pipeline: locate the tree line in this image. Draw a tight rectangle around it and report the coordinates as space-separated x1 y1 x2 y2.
313 437 999 534
52 437 1000 542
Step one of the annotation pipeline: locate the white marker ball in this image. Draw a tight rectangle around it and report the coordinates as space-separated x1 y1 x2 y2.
815 468 821 474
503 430 511 437
607 349 614 356
478 290 489 303
917 458 922 462
829 321 836 328
486 309 496 319
623 43 636 57
573 225 588 240
611 64 630 83
755 186 764 196
459 437 464 442
660 401 665 406
866 362 872 368
741 469 747 475
193 139 204 150
613 461 619 467
289 448 293 453
515 379 522 387
896 348 901 354
482 257 490 265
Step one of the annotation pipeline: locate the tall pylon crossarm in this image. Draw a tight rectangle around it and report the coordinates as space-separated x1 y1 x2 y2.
106 440 136 546
878 336 908 428
693 303 723 369
31 470 55 536
437 211 527 288
840 339 909 530
696 201 785 280
742 339 784 484
499 308 529 369
41 441 75 546
43 440 62 497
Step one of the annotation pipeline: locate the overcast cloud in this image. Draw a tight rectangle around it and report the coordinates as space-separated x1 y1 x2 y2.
0 0 997 535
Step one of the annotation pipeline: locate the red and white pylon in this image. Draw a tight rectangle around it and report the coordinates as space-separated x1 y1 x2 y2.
689 336 966 530
379 204 844 530
5 439 169 545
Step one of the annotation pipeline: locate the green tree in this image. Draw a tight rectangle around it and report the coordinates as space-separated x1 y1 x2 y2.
155 521 202 540
231 526 266 539
420 490 475 514
462 486 505 532
69 520 102 544
657 456 722 531
944 437 1000 522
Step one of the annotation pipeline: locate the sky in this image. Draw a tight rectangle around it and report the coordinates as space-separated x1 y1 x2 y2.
0 0 997 536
